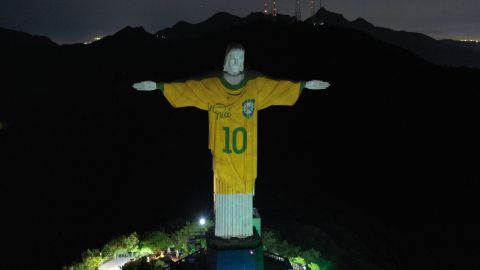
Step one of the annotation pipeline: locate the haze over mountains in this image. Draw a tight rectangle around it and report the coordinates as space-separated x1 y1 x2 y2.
154 8 480 68
2 8 479 68
1 8 479 270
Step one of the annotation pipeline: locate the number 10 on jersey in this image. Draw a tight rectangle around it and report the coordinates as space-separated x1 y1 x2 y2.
222 127 247 154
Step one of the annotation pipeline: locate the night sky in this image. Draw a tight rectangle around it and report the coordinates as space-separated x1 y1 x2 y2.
1 0 479 44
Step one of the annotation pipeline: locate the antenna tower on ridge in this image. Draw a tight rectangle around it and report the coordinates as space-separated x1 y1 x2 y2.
310 0 316 17
262 1 278 17
295 0 301 21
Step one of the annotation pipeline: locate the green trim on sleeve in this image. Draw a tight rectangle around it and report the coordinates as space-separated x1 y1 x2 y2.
156 82 164 92
300 81 306 93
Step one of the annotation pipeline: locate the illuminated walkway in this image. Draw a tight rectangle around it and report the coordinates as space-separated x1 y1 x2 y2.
99 256 132 270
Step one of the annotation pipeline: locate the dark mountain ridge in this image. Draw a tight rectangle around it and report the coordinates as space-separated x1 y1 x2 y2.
4 7 479 68
155 11 296 41
0 26 57 49
155 12 243 40
307 8 480 68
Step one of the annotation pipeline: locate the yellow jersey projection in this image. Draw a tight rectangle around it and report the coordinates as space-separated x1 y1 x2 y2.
158 74 305 194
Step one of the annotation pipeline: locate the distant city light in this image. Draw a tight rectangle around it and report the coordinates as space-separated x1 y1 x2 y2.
460 39 479 43
83 36 103 45
199 217 206 225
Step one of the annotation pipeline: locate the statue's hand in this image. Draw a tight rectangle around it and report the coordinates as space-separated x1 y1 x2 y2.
305 80 330 90
133 81 157 91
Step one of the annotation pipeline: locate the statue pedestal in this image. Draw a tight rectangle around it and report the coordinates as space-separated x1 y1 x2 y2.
206 227 264 270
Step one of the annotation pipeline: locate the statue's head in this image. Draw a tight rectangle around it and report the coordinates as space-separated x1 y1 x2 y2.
223 43 245 76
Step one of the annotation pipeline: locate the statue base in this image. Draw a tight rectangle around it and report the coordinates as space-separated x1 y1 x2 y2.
206 227 264 270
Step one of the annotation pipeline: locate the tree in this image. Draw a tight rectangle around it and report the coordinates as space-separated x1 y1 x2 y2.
82 249 102 270
289 256 306 266
262 230 279 251
302 248 321 265
308 262 321 270
140 231 174 252
126 232 140 253
102 235 130 258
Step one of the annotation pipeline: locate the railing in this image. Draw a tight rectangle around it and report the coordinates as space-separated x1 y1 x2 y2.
99 253 135 267
264 251 289 263
264 251 307 270
291 262 307 270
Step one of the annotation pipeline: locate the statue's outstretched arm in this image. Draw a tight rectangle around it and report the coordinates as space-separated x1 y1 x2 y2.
132 81 157 91
305 80 330 90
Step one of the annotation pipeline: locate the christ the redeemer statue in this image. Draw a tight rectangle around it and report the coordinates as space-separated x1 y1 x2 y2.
133 43 330 239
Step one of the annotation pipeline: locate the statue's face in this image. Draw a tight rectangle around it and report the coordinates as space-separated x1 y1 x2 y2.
223 48 245 76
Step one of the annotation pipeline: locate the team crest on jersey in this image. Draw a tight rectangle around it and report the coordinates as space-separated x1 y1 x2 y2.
242 99 255 119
